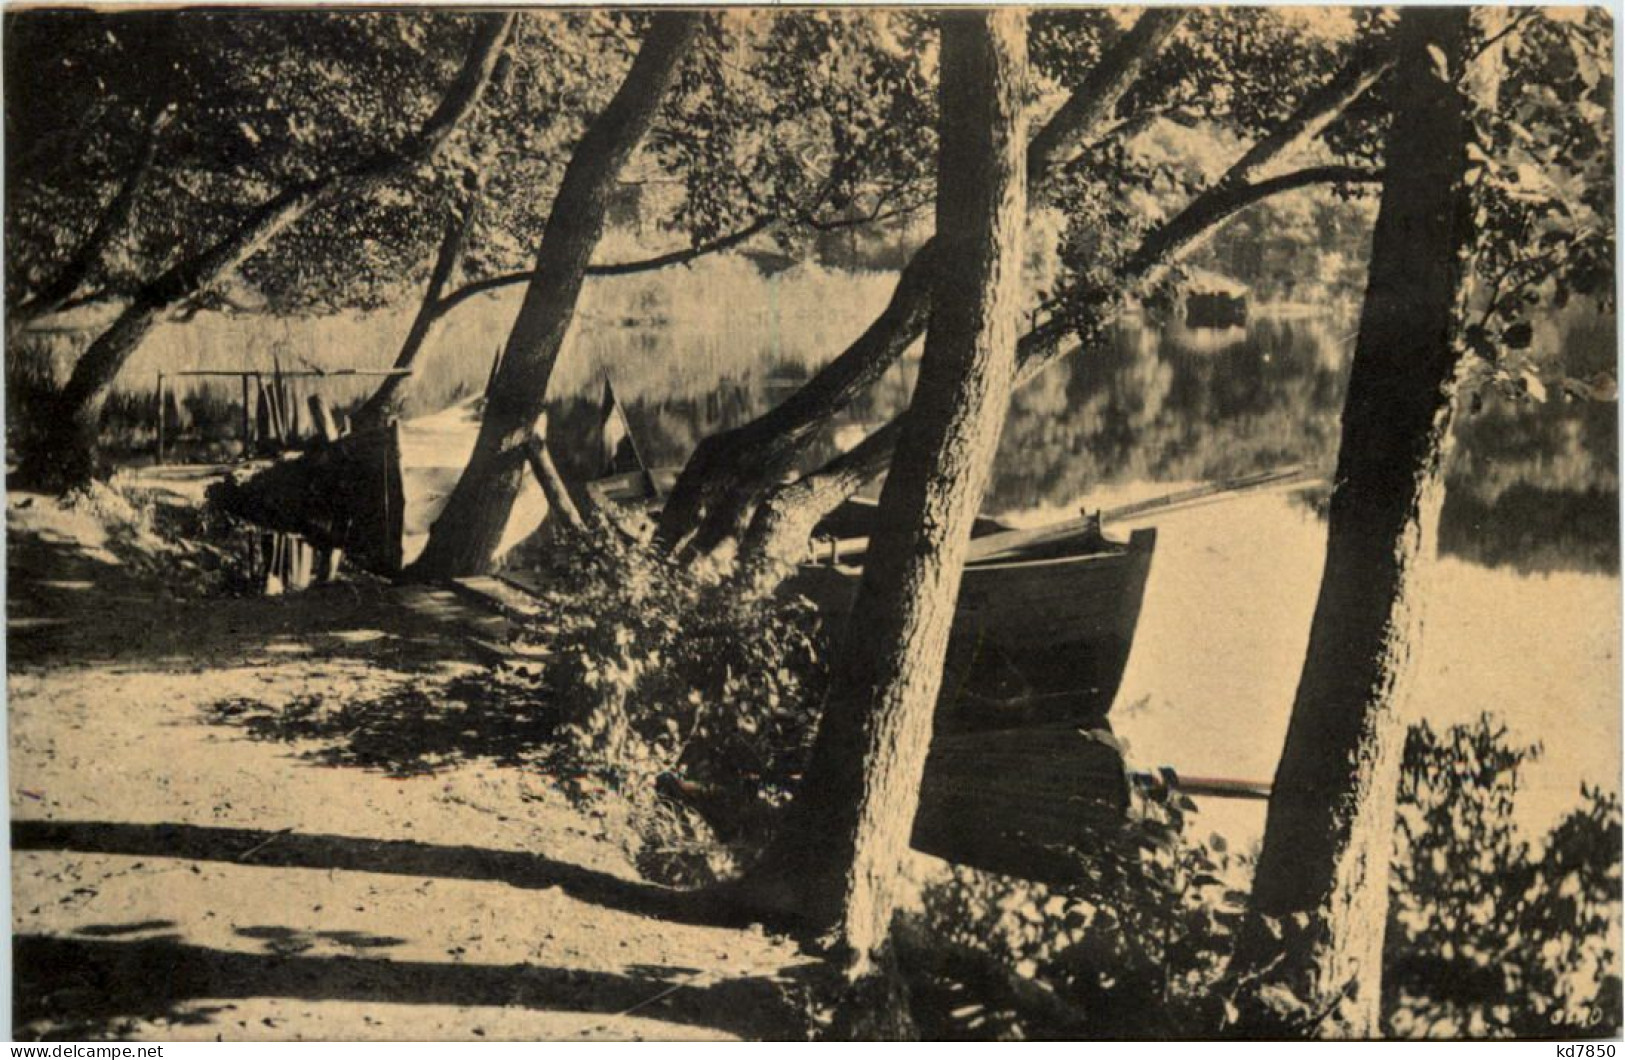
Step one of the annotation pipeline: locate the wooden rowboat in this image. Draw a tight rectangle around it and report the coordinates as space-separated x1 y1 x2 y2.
582 461 1158 732
785 512 1157 735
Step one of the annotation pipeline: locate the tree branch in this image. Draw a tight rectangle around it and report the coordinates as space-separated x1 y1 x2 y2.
1125 165 1382 289
1116 40 1396 294
13 102 173 326
432 214 775 317
354 173 486 429
1026 8 1188 180
52 13 514 418
1219 41 1394 188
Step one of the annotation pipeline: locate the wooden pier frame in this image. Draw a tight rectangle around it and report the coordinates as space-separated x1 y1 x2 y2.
153 367 412 464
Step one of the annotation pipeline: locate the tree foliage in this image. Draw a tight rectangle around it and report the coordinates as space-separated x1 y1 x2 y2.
1459 9 1615 402
649 10 937 251
5 9 496 314
1388 716 1623 1038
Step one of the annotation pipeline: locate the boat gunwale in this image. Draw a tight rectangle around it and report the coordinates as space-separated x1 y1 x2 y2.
807 526 1156 578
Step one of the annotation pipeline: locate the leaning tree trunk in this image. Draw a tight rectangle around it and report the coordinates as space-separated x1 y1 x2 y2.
352 172 483 432
1230 8 1473 1038
654 8 1184 556
737 9 1028 969
20 14 512 492
406 12 698 580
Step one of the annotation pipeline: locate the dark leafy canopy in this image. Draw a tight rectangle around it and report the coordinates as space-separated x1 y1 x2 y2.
8 8 952 324
5 8 494 313
243 11 631 314
1460 9 1615 399
647 10 938 252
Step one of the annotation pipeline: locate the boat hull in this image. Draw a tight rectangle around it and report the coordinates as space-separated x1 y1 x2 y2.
215 399 548 575
783 526 1156 732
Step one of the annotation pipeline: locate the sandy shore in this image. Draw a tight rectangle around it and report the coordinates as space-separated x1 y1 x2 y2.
8 487 814 1041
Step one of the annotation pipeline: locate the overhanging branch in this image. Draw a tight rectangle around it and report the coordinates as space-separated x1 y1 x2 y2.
432 215 775 317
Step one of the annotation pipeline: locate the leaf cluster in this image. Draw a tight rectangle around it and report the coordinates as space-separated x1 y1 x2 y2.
647 10 937 253
1460 9 1615 401
914 775 1244 1039
1387 714 1622 1038
510 526 830 873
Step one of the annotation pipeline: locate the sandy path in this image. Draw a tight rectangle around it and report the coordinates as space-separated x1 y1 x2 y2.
8 491 815 1041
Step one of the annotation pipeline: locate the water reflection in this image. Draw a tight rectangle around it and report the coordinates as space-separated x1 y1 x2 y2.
545 296 1620 846
549 304 1616 577
249 532 340 596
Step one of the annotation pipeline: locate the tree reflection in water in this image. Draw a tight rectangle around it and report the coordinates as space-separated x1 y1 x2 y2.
540 301 1615 577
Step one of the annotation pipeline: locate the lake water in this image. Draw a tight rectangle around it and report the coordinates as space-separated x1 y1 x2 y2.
115 259 1620 845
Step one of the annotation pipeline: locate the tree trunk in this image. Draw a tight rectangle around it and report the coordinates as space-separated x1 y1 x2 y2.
524 433 586 536
352 173 484 431
654 9 1184 555
1231 8 1473 1037
19 14 513 492
737 9 1028 969
738 418 906 573
655 244 940 556
406 12 698 580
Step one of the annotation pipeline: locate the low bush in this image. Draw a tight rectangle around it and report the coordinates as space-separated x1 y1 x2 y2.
911 779 1242 1039
511 528 830 882
1387 715 1622 1038
906 714 1621 1040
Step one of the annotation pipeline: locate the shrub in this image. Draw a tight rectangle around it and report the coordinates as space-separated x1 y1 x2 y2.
911 779 1242 1039
1387 715 1622 1038
512 528 829 880
906 714 1621 1040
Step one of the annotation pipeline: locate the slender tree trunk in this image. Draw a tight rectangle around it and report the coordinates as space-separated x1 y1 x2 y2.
352 173 484 431
1231 8 1473 1037
738 418 906 572
19 14 512 491
406 12 698 579
654 8 1185 555
737 9 1028 969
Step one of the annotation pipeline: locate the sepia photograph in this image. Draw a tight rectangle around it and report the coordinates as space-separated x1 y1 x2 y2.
3 2 1619 1043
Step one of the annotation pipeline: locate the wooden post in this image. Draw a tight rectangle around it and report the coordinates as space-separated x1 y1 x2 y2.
524 433 587 534
286 380 301 442
240 373 252 460
316 547 343 584
308 394 341 443
254 373 270 454
155 372 165 464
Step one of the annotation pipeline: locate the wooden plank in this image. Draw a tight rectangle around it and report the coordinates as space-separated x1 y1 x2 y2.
380 421 406 573
308 394 341 443
449 575 545 620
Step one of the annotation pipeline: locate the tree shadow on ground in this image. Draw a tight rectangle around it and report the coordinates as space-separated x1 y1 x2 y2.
11 819 743 928
14 934 811 1041
206 669 556 777
8 523 489 675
